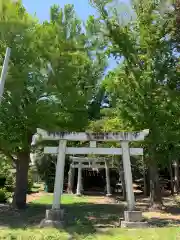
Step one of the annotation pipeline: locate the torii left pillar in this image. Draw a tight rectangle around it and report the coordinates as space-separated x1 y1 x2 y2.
40 140 67 228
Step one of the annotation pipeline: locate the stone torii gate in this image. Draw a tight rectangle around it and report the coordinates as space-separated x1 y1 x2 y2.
37 128 149 228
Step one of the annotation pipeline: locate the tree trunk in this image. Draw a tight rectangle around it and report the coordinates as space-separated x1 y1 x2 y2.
144 169 150 196
174 159 179 194
12 152 30 209
143 160 149 196
143 169 148 196
67 165 75 194
169 161 174 195
149 161 162 209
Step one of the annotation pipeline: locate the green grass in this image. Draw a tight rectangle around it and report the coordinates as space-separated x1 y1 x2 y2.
33 194 90 205
0 228 69 240
0 194 180 239
71 228 180 240
0 227 179 240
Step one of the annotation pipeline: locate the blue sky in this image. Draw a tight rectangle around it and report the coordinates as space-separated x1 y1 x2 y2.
23 0 96 21
22 0 130 21
22 0 129 71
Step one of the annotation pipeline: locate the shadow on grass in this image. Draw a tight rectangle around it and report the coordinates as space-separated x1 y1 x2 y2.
0 200 180 235
0 203 47 229
64 202 123 235
0 202 123 235
164 206 180 215
147 217 180 227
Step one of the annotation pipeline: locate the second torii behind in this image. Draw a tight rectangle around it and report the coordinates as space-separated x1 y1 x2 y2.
69 155 115 196
70 140 113 196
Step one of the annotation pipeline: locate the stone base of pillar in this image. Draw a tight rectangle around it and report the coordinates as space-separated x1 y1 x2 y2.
124 211 142 222
40 209 64 228
106 193 112 197
121 221 148 228
76 193 82 197
120 211 148 228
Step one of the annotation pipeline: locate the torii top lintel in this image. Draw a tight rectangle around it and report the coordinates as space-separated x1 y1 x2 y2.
36 128 149 142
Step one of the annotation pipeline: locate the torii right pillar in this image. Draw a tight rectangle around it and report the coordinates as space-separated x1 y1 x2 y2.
120 135 149 228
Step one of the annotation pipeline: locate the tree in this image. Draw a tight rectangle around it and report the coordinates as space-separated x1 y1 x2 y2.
90 0 180 207
0 1 106 208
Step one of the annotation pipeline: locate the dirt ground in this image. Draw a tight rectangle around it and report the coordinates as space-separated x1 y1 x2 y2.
90 195 180 226
26 191 48 203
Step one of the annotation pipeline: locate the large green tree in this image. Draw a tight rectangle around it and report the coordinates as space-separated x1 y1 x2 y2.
0 1 106 208
90 0 180 207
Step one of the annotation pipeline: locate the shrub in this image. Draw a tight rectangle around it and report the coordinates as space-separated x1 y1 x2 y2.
0 174 6 188
0 160 34 195
0 188 7 203
27 169 34 193
5 171 15 192
0 163 11 188
5 191 13 203
4 168 33 194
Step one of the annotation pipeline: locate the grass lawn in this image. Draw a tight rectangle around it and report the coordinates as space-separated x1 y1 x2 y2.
0 227 180 240
0 194 180 239
32 194 90 204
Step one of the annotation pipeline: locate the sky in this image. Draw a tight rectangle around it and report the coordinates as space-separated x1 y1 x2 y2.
23 0 96 22
22 0 130 21
22 0 129 71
